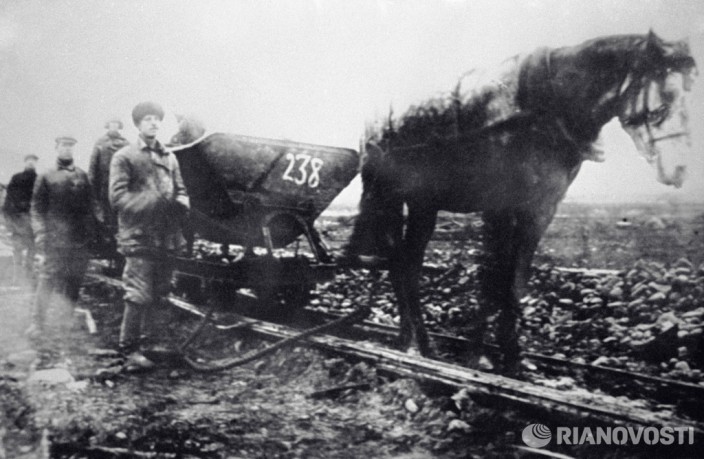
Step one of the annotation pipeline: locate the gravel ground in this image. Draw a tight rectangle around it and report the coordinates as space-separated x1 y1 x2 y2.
2 201 703 458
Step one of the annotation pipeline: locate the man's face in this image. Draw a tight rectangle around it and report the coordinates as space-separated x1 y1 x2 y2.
24 158 37 170
137 114 161 139
107 122 122 132
56 141 75 161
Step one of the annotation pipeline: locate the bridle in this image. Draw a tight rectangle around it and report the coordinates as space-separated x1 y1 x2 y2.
619 70 682 142
617 37 696 148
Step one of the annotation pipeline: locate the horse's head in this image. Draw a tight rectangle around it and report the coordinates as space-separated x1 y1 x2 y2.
618 31 697 188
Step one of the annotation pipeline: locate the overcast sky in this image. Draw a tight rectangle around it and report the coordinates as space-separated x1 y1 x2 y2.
1 0 703 204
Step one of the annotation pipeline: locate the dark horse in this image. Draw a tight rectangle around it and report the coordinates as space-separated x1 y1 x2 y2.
343 31 697 371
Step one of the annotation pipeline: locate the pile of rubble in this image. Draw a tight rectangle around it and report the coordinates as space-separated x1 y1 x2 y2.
523 258 704 381
315 257 704 382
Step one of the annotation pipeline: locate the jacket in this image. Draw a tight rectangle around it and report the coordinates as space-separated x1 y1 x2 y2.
31 160 94 252
109 136 190 256
89 131 129 228
3 169 37 216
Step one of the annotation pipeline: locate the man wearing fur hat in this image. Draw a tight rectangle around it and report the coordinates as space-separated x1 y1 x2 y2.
29 136 94 340
109 101 190 371
89 117 129 256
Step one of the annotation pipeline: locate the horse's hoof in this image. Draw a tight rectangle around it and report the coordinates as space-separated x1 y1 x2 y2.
466 354 495 371
334 251 389 269
405 347 423 358
497 357 535 378
402 344 434 359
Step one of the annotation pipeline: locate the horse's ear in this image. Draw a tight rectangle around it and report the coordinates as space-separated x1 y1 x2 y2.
644 29 666 62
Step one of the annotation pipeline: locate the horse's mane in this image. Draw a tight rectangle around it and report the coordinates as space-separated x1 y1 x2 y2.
368 32 694 153
369 79 509 150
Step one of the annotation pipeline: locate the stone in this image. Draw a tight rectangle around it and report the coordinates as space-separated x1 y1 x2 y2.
28 368 75 385
682 308 704 320
448 419 472 433
657 312 683 326
674 258 694 270
628 299 644 309
674 267 692 277
66 380 89 391
648 292 667 304
404 399 419 413
674 361 691 373
5 349 38 367
591 356 611 366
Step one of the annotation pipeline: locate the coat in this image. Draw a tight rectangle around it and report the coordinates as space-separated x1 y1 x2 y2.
31 160 94 253
3 169 37 216
109 137 190 256
89 131 129 229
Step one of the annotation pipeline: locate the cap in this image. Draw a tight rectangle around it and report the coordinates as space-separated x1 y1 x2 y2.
55 136 78 145
24 154 39 161
132 101 165 126
104 117 124 129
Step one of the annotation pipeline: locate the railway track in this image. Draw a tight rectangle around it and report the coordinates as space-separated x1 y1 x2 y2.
294 308 704 420
86 271 704 435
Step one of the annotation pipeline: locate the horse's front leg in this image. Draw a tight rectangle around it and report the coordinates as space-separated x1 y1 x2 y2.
482 204 557 373
394 207 438 356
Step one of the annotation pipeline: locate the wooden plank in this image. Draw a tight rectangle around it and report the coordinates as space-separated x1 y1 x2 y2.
178 304 701 431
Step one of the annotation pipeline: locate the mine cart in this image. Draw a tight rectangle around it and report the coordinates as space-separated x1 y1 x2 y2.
169 132 359 312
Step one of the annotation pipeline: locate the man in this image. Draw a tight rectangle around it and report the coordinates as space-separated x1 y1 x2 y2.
168 113 206 146
30 136 94 336
89 117 129 258
110 101 190 370
3 154 39 284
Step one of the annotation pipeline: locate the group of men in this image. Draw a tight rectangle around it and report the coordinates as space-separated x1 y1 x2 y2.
2 101 190 371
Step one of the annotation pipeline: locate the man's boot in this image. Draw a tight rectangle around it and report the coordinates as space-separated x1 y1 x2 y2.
119 300 155 372
26 275 51 341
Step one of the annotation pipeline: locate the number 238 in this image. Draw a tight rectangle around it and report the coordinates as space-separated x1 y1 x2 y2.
282 153 324 188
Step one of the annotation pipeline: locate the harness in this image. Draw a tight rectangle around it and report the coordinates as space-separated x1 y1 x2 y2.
616 36 695 147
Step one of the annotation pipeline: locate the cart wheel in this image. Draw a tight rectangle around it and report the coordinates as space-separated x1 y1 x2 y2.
255 284 312 320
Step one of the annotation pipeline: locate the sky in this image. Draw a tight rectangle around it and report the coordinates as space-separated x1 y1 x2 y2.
1 0 704 205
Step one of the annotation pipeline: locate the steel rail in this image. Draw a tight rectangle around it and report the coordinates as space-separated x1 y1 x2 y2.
85 272 704 432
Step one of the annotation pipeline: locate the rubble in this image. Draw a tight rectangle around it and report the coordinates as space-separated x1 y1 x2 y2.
318 253 704 382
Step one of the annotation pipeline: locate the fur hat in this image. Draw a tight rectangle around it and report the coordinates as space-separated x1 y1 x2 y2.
131 101 165 126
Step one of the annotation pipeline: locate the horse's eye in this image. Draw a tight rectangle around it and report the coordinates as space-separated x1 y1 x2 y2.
648 105 669 125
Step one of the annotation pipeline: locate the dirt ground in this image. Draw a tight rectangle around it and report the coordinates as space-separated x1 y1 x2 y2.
1 200 704 458
0 261 531 458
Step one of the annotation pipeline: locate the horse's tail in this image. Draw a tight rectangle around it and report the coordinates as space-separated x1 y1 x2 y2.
342 139 403 264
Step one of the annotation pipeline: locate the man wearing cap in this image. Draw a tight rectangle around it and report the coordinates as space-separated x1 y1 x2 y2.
89 117 129 257
109 101 190 370
30 136 94 338
2 154 39 284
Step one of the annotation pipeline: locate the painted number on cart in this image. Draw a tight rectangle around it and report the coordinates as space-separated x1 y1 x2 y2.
282 153 324 188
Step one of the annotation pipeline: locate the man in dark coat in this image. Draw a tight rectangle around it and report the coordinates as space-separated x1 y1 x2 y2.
89 117 129 256
29 136 94 339
110 101 190 371
3 154 39 284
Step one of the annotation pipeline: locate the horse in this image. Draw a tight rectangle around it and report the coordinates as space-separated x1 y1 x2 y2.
342 31 697 372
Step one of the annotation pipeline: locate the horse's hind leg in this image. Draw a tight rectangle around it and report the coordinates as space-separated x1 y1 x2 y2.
389 206 437 356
